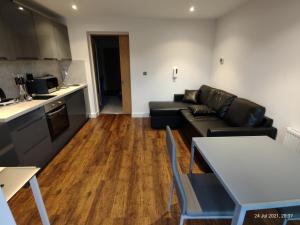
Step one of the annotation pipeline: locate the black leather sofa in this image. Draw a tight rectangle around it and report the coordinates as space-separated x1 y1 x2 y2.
149 85 277 144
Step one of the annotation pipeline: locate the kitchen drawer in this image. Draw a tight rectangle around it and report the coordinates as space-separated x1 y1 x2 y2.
8 108 50 155
0 123 19 166
8 107 45 130
0 123 12 149
11 116 50 154
0 144 19 166
20 137 52 167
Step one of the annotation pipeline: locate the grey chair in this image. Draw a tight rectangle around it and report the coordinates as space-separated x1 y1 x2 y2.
165 126 235 225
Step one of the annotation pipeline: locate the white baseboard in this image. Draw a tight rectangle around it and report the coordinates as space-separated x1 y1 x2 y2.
89 112 149 118
89 111 99 118
132 112 150 118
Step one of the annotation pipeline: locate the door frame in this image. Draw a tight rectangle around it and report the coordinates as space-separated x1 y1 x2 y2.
87 31 132 115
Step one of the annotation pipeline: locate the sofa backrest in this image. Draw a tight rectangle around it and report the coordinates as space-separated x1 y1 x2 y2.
197 85 215 105
198 85 236 118
224 98 266 127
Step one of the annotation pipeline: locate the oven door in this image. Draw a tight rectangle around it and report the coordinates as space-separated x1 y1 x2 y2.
46 104 70 141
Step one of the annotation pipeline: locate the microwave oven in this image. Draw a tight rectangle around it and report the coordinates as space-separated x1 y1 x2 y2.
27 75 59 94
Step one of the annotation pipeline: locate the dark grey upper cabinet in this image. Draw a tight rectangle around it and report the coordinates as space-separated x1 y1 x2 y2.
53 22 72 60
33 13 58 60
0 13 14 60
0 0 72 60
0 0 40 59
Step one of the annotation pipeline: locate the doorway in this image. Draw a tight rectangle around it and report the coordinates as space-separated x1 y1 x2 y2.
90 34 132 114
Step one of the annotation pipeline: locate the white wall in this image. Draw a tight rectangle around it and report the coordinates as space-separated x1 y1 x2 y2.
211 0 300 141
67 17 216 117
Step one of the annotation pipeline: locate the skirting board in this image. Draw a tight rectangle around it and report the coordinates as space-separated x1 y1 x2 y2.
89 112 149 118
132 113 150 118
89 112 99 118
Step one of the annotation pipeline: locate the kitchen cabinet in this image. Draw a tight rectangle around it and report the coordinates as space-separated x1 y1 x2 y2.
53 22 72 60
0 13 14 60
0 0 72 60
66 89 87 135
0 88 87 168
0 124 19 166
34 13 72 60
33 12 58 60
8 107 53 167
0 0 40 59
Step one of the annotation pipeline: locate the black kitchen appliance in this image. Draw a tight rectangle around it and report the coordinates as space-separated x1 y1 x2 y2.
28 75 59 94
44 98 70 141
25 74 35 95
0 88 15 106
0 88 6 101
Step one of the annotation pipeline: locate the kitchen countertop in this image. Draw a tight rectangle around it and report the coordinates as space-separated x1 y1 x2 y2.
0 84 87 123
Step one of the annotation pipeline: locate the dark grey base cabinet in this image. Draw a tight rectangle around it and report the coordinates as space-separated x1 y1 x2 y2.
0 123 19 166
0 88 88 168
66 89 87 136
8 108 53 168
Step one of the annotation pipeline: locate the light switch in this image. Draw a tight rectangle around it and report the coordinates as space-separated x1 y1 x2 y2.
172 67 179 82
220 58 224 65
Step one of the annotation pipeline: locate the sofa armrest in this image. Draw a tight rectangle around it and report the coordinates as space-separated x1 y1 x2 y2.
174 94 184 102
207 127 278 140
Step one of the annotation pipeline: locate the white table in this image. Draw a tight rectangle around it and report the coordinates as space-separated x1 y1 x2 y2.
189 136 300 225
0 167 50 225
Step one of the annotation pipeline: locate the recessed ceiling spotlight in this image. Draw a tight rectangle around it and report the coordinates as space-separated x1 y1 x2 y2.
189 6 195 12
71 4 78 10
18 6 24 11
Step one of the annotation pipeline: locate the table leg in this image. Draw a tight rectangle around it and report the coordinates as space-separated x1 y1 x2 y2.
29 176 50 225
0 188 17 225
231 204 246 225
189 142 195 174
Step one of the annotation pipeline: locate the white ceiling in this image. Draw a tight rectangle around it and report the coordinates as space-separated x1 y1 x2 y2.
33 0 249 20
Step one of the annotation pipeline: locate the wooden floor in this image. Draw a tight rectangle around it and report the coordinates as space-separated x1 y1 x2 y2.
9 115 297 225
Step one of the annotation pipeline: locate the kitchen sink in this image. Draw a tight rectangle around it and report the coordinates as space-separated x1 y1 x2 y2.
32 95 56 100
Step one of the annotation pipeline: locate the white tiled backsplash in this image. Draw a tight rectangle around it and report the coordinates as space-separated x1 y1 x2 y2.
0 60 87 98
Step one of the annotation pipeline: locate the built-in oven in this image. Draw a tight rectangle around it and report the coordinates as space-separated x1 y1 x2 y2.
44 98 70 141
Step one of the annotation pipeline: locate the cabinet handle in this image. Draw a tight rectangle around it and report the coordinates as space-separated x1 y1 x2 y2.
43 58 58 60
0 144 14 157
16 57 39 60
46 105 66 117
16 117 43 132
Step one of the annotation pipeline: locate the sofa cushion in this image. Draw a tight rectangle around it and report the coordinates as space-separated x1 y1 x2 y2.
190 118 230 137
188 105 216 116
183 90 198 103
197 85 236 118
181 109 219 122
149 101 192 116
208 89 237 118
224 98 266 127
197 85 215 105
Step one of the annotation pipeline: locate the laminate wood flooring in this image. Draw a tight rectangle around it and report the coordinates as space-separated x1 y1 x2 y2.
9 115 296 225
